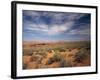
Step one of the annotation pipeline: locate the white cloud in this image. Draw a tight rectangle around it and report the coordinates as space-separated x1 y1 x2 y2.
26 21 74 35
24 11 89 36
69 28 90 35
47 22 74 35
78 29 90 35
26 23 49 32
48 25 66 35
24 11 86 25
66 14 85 21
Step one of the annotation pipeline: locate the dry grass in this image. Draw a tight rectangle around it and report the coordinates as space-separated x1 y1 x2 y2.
22 41 91 69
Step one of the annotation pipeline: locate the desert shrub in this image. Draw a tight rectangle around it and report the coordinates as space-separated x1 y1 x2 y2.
66 48 70 52
53 47 66 52
46 58 54 65
69 48 72 51
32 49 47 58
46 53 62 65
60 59 72 67
47 54 72 67
40 53 47 58
77 47 82 50
80 48 90 54
48 62 61 68
31 54 43 64
47 49 53 53
85 47 90 50
23 49 33 56
66 48 72 52
53 53 62 61
23 64 27 69
36 52 46 57
73 50 89 63
59 48 66 52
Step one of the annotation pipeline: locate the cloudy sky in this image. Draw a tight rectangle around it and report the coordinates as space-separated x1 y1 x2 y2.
23 10 91 41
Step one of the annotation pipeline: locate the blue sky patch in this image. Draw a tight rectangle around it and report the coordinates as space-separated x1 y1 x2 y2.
23 10 91 42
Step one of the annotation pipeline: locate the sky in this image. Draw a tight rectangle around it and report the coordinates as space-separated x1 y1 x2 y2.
23 10 91 42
